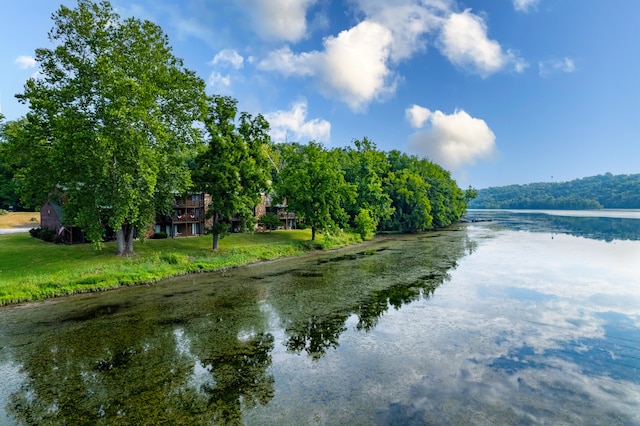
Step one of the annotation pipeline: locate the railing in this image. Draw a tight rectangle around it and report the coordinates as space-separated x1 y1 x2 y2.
173 199 204 208
171 215 203 223
278 212 295 219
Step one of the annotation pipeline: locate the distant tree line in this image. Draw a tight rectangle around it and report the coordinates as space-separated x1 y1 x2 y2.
469 173 640 209
0 0 473 255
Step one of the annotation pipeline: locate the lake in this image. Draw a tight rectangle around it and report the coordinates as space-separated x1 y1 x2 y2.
1 210 639 425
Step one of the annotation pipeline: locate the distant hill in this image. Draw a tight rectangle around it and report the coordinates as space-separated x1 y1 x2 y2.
468 173 640 209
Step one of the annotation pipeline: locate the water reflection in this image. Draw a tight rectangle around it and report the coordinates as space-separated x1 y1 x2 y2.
468 209 640 241
1 214 639 424
0 229 473 424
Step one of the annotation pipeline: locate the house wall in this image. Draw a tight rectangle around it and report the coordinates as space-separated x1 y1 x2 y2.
40 201 62 231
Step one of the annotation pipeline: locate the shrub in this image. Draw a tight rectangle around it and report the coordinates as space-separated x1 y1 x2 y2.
160 252 188 265
152 231 168 239
29 227 66 244
0 209 8 215
258 213 281 231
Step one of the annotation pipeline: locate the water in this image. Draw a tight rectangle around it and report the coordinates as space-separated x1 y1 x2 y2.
1 210 639 425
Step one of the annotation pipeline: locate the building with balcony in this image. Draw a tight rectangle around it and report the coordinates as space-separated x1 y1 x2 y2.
154 193 209 237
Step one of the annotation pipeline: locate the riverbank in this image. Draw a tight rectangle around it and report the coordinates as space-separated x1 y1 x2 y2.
0 230 363 306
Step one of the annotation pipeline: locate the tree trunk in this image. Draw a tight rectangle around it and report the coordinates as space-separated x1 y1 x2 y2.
311 226 316 241
116 224 135 256
213 232 219 250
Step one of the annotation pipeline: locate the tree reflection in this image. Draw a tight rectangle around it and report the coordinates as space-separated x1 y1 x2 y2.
273 231 471 360
470 211 640 242
3 284 275 425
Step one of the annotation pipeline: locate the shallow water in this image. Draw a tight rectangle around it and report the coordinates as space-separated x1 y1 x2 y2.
1 211 639 425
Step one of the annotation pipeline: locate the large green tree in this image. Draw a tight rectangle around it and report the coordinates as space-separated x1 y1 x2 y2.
335 137 394 239
15 0 205 255
194 95 271 250
0 116 19 210
274 142 354 241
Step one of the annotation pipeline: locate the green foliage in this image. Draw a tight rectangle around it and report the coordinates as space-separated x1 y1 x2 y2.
194 95 271 250
274 142 355 241
13 0 206 255
469 173 640 209
258 213 281 231
354 208 376 240
335 137 394 236
151 231 168 239
381 169 433 232
0 118 30 210
381 150 467 230
0 209 7 216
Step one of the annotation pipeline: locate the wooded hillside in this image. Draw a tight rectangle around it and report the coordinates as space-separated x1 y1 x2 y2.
468 173 640 209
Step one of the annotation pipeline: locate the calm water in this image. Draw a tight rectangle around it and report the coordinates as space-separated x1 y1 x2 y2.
1 210 639 425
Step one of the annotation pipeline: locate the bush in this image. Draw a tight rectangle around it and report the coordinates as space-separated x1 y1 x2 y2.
258 213 281 231
0 209 8 215
151 231 168 239
29 227 66 244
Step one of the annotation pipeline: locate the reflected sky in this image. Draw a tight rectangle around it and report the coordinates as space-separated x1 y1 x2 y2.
1 212 639 424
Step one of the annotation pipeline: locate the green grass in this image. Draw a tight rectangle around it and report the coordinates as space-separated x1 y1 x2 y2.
0 230 363 306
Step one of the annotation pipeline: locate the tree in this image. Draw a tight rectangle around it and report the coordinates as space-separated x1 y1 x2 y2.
14 0 205 255
194 95 271 250
381 169 433 232
335 137 394 237
274 142 354 241
0 116 19 210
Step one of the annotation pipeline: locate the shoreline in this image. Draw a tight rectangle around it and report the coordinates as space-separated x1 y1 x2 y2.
0 229 457 309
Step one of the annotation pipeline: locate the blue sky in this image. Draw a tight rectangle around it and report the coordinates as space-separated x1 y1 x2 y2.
1 0 639 189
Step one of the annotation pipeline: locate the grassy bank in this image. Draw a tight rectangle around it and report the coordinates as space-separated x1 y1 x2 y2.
0 230 362 306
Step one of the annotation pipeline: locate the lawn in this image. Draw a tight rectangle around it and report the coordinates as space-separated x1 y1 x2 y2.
0 211 40 228
0 229 362 306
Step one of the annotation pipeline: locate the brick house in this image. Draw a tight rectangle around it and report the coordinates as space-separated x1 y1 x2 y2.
40 192 296 243
154 193 209 237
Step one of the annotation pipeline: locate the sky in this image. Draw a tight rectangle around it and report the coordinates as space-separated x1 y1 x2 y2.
1 0 639 189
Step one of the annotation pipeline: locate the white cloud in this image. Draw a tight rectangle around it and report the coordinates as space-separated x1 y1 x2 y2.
407 106 496 169
351 0 449 62
539 57 576 77
14 55 37 69
513 0 539 13
405 104 432 128
265 99 331 143
259 2 527 110
437 9 527 77
316 21 396 111
239 0 317 42
208 72 233 94
259 21 396 112
258 46 317 77
209 49 244 69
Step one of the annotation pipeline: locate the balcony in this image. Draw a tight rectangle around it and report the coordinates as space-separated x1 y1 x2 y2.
173 199 204 208
171 214 203 223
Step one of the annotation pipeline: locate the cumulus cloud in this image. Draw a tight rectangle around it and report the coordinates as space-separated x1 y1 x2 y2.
265 99 331 143
350 0 449 62
239 0 317 42
437 9 527 77
14 55 37 69
513 0 539 13
209 49 244 69
258 2 526 110
539 57 576 77
259 21 396 112
406 106 496 169
406 104 432 128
